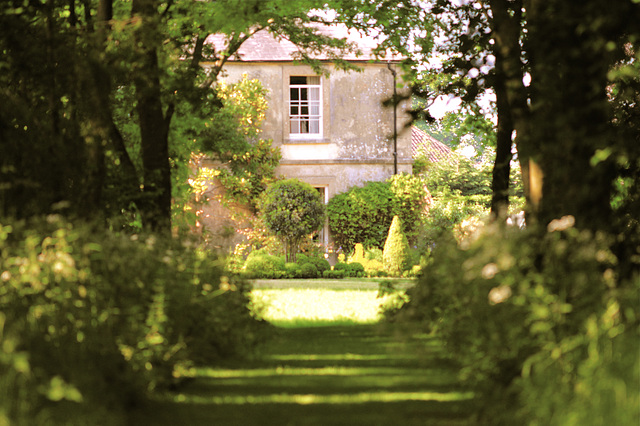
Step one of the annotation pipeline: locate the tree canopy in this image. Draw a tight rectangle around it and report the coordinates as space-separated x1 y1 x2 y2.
0 0 358 233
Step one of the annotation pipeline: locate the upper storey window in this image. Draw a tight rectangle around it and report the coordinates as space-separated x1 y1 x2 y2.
289 76 321 137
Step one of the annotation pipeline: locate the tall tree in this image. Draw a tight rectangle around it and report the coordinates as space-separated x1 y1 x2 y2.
0 0 358 233
525 0 639 231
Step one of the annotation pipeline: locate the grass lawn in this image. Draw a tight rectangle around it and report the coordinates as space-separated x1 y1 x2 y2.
128 280 476 425
250 277 416 291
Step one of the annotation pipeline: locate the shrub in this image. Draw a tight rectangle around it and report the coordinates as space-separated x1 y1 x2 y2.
333 262 349 274
258 178 325 262
351 243 366 263
322 269 346 279
327 174 427 250
299 263 319 278
345 244 386 277
363 259 385 277
334 262 364 277
383 216 409 276
243 253 286 279
365 247 383 262
284 262 302 278
391 219 639 424
0 217 266 424
349 262 365 277
303 256 331 276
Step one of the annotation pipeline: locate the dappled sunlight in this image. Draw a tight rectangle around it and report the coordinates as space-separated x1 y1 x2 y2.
268 354 414 362
197 366 434 378
132 287 475 425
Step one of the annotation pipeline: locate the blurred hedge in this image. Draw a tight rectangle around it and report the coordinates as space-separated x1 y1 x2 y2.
0 216 267 425
389 219 639 424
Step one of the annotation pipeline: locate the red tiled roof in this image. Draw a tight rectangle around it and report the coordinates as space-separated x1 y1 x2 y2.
205 24 399 62
411 127 453 163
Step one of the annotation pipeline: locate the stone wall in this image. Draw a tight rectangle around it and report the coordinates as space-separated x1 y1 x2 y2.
197 61 413 252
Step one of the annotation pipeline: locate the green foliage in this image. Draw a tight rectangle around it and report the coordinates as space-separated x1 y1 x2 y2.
284 262 302 278
241 250 330 279
299 263 319 279
327 181 391 250
259 179 325 263
423 154 492 197
0 217 265 424
186 75 282 215
392 220 639 424
327 174 427 250
419 155 523 243
383 216 410 276
424 188 490 242
322 269 346 279
0 0 361 230
344 244 386 277
243 251 286 279
303 256 331 276
333 262 365 278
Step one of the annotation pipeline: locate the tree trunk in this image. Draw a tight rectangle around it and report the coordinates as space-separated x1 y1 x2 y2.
489 0 534 222
526 0 615 231
132 0 172 233
489 55 513 220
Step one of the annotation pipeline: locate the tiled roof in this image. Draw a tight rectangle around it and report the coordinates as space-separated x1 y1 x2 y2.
205 24 399 62
411 127 453 163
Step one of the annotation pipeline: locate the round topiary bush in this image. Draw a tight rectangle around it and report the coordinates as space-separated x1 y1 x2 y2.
299 263 319 278
303 256 331 275
258 178 325 262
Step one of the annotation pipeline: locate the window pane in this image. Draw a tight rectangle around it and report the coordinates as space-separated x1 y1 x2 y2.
289 75 321 136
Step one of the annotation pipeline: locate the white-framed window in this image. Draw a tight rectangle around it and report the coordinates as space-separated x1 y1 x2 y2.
289 76 321 137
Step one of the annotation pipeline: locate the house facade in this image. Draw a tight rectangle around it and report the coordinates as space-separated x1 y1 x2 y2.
198 27 413 250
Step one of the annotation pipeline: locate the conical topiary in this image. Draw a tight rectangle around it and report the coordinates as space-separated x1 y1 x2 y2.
383 215 409 276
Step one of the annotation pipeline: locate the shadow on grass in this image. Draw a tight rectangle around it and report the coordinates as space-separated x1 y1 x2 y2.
128 288 476 425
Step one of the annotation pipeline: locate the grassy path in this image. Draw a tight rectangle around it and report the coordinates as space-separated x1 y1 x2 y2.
130 283 475 425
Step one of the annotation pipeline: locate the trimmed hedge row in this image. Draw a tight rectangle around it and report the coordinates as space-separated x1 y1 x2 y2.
242 252 331 279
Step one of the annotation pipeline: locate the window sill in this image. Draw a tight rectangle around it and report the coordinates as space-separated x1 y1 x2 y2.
284 137 330 144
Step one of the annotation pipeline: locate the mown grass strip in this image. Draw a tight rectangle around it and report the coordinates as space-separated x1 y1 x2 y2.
249 288 405 326
172 390 475 405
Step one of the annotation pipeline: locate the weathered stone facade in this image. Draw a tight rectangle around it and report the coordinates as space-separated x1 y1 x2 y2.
198 29 412 251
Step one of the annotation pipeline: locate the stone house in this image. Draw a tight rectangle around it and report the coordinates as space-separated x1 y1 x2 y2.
197 26 414 251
